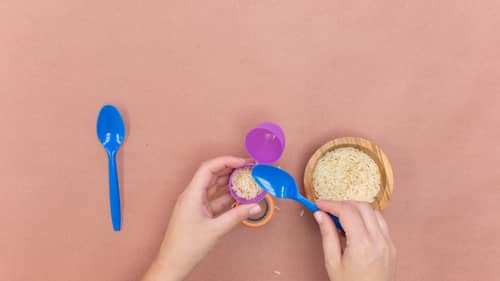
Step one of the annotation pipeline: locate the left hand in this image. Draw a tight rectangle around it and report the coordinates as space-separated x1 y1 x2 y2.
142 156 262 281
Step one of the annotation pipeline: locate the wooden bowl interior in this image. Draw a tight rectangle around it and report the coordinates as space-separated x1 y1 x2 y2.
303 137 393 210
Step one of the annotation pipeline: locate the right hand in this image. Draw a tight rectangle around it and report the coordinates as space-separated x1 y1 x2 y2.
314 201 396 281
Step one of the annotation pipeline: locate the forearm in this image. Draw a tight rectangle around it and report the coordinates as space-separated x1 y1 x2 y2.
141 258 189 281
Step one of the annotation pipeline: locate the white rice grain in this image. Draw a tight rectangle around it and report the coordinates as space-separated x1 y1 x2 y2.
313 147 381 202
231 167 263 199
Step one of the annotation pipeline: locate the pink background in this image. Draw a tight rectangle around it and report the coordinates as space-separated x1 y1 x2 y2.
1 1 500 280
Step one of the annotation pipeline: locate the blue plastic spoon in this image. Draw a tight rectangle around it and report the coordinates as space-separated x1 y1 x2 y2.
97 105 125 231
252 164 344 232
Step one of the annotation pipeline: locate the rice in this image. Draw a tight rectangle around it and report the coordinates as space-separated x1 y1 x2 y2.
231 167 263 199
313 147 381 202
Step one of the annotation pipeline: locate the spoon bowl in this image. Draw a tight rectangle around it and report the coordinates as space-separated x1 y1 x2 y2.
97 105 125 151
252 164 343 232
250 164 298 199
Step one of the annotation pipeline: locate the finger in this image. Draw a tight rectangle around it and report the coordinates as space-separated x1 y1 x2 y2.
209 193 235 215
208 185 226 200
213 203 261 235
351 201 384 238
313 211 341 269
207 185 217 199
243 158 256 164
190 156 246 192
374 211 391 240
211 160 253 184
215 175 230 187
208 177 231 199
316 200 370 244
210 168 234 182
208 168 238 186
374 211 396 256
209 159 253 186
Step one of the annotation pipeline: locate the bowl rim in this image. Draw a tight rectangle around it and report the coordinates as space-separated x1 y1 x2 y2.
303 137 394 210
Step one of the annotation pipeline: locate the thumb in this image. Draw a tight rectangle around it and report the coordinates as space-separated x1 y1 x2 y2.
214 203 261 235
314 211 342 270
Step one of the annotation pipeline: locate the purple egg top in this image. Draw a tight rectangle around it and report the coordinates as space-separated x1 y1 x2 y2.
229 122 285 204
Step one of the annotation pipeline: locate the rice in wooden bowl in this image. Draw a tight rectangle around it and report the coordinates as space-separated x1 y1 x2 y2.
303 137 394 210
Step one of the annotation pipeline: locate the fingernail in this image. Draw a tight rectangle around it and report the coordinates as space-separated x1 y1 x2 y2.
314 212 323 224
249 205 262 215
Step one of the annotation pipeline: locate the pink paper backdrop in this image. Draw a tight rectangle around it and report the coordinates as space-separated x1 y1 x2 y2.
1 1 499 280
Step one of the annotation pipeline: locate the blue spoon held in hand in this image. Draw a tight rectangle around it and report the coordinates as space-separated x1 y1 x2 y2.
97 105 125 231
251 164 344 232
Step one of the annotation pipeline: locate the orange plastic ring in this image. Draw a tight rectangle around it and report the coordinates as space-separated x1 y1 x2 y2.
232 194 275 228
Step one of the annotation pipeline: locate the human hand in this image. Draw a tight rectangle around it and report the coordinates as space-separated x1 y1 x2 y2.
314 201 396 281
142 156 262 281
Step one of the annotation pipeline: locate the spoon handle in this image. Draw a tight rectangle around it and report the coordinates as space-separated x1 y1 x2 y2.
295 194 344 232
107 151 121 231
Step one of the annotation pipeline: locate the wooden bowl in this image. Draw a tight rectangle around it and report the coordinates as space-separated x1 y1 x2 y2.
303 137 394 210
